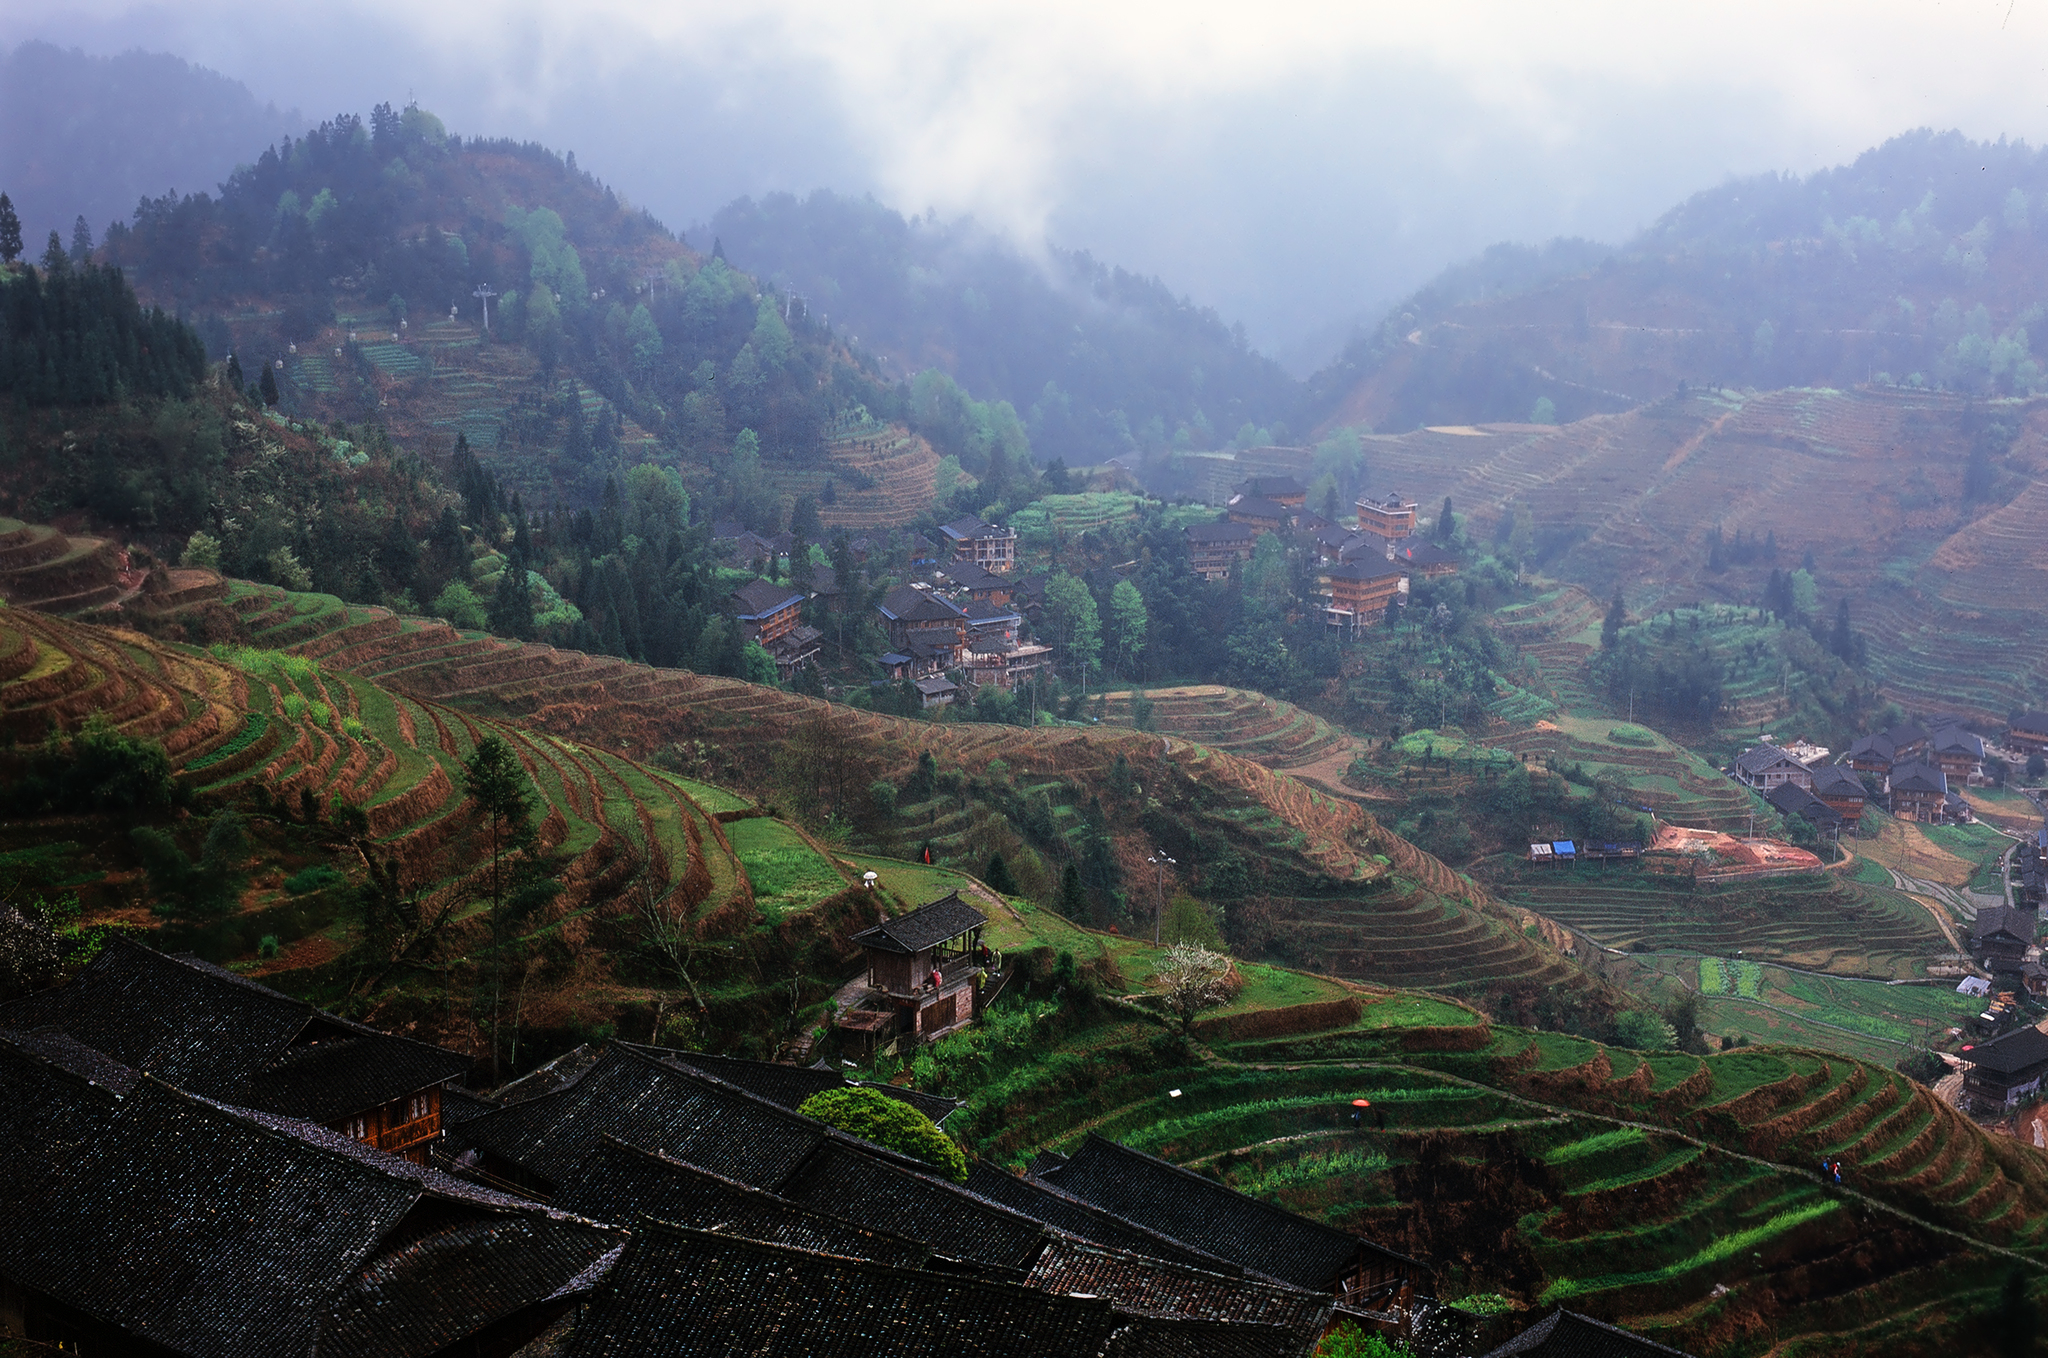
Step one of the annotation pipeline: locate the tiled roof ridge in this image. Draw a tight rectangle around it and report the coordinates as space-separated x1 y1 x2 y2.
978 1166 1259 1280
1030 1231 1316 1299
0 1024 131 1100
1065 1133 1428 1271
596 1135 935 1259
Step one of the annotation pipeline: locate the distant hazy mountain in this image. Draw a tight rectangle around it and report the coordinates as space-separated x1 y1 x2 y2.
1308 130 2048 434
707 190 1302 465
0 41 302 248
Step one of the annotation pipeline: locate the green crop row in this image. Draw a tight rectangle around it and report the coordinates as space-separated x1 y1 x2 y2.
1539 1198 1839 1303
183 712 268 772
1232 1145 1391 1197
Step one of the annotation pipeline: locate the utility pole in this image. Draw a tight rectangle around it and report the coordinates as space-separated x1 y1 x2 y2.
472 283 497 334
1147 851 1176 946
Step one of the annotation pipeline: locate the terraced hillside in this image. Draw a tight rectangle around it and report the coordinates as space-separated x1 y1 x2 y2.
955 998 2048 1355
1490 866 1946 979
222 581 1598 1003
0 603 753 1021
1337 388 2048 721
1093 686 1352 774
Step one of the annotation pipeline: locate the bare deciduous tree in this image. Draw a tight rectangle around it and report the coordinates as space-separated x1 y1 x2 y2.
1157 943 1239 1034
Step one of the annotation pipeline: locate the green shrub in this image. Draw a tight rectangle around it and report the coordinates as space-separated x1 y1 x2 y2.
1607 725 1658 746
257 934 280 959
284 865 346 896
1235 1146 1390 1196
1316 1321 1414 1357
797 1086 968 1182
1613 1010 1677 1050
341 716 367 741
3 713 176 816
133 810 248 921
1450 1294 1513 1316
433 581 487 630
309 701 334 729
282 693 308 721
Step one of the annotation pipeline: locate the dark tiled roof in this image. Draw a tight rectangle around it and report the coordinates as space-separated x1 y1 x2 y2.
774 1141 1049 1275
965 1164 1246 1271
1392 541 1459 566
445 1044 826 1193
4 1023 138 1093
1236 476 1306 499
620 1044 962 1126
1809 764 1867 798
1482 1308 1698 1357
551 1138 932 1268
2013 710 2048 736
1025 1236 1330 1340
564 1224 1116 1358
1227 497 1291 520
1972 907 2033 946
879 584 969 623
849 892 989 955
1038 1135 1423 1292
1186 522 1256 543
943 561 1007 591
1886 721 1931 748
1766 782 1839 825
1888 761 1948 795
1845 733 1896 763
1735 744 1802 775
0 1061 623 1358
1325 560 1405 583
731 578 804 618
940 515 1010 542
964 599 1023 623
1931 726 1986 758
1965 1024 2048 1076
1103 1315 1309 1358
0 937 470 1121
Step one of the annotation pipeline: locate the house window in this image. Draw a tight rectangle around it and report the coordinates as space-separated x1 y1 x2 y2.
346 1117 368 1139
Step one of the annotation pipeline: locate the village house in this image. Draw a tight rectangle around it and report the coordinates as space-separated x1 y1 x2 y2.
913 674 959 708
1233 475 1307 508
1961 1024 2048 1112
1391 539 1460 578
1887 760 1950 822
836 893 993 1058
877 584 970 668
1355 491 1418 541
1929 725 1988 785
0 937 471 1164
939 559 1014 605
1185 521 1258 581
729 578 821 676
2008 710 2048 757
1734 744 1812 792
963 639 1054 692
1481 1310 1702 1357
938 515 1017 573
1971 906 2034 972
1766 781 1842 839
1224 495 1292 534
1844 731 1900 776
1808 763 1870 833
1322 559 1408 633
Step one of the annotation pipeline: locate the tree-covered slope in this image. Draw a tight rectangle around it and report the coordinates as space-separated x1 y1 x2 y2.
1309 130 2048 433
709 189 1303 464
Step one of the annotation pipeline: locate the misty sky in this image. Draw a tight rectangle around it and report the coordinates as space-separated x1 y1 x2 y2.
9 1 2048 371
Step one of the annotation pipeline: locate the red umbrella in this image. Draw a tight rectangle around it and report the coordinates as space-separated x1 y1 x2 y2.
1351 1099 1371 1107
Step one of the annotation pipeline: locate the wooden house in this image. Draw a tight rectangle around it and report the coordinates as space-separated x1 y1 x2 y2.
1808 763 1869 831
1034 1133 1432 1335
1734 745 1811 792
1887 761 1950 823
1225 495 1291 533
1322 559 1407 633
1767 782 1842 838
1844 732 1899 776
730 578 804 647
1391 540 1460 577
1185 521 1257 581
912 675 959 708
0 936 470 1164
1355 491 1418 541
1962 1024 2048 1112
1928 725 1988 784
940 560 1013 604
1971 906 2034 972
839 893 992 1054
938 515 1017 573
2008 710 2048 757
1233 475 1308 508
877 585 969 666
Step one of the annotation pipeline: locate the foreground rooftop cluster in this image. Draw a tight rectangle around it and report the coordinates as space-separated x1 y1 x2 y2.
0 938 1690 1356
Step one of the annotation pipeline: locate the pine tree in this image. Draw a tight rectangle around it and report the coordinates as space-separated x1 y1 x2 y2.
1436 496 1455 543
1830 599 1854 664
225 353 245 394
1057 863 1088 919
488 555 536 639
39 230 68 275
1601 588 1626 649
0 194 20 263
69 215 92 265
984 853 1019 895
258 362 280 406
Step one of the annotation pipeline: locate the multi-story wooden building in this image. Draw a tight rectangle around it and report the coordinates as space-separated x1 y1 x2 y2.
1733 744 1812 792
877 585 970 667
938 516 1017 573
838 894 992 1053
1225 495 1291 533
1322 559 1407 632
730 579 805 646
1232 475 1307 508
1808 763 1869 832
1962 1024 2048 1112
2008 711 2048 756
1929 726 1987 785
0 937 471 1164
1185 521 1257 581
1355 491 1418 541
1887 760 1950 822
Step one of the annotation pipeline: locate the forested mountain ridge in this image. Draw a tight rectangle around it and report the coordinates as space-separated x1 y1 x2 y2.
1309 129 2048 433
708 190 1303 465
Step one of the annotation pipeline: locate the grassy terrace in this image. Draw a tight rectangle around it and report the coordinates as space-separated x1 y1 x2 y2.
725 817 849 924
